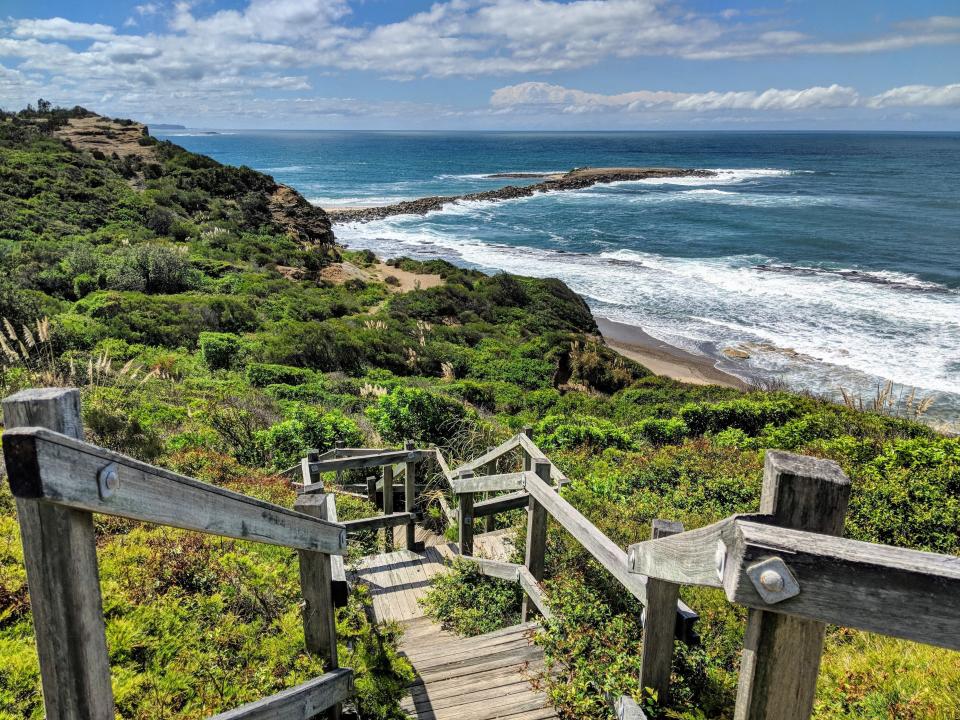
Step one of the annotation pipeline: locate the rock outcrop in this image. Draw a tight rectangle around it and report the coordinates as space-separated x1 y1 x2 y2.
326 167 716 223
269 184 336 247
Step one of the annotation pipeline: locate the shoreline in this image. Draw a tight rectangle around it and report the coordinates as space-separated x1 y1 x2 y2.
596 317 750 390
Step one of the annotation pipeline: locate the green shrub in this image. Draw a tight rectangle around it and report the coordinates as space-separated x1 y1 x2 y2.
420 558 522 636
632 416 689 446
256 406 363 469
247 363 314 388
50 312 108 351
367 386 467 445
536 414 635 451
199 331 244 370
679 397 799 436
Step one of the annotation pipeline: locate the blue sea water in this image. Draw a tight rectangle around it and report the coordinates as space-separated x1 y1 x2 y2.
157 130 960 423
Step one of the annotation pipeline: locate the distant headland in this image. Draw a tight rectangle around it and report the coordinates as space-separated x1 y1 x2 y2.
324 166 715 222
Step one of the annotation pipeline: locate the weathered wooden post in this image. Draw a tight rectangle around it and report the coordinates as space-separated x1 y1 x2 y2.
458 470 475 556
521 459 550 622
2 388 115 720
484 445 497 533
639 519 684 711
382 464 394 551
366 475 377 507
733 451 850 720
522 426 534 471
404 439 418 551
334 440 344 487
294 493 341 719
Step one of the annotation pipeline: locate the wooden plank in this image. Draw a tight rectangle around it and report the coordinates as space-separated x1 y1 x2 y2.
2 388 114 720
484 452 498 533
525 469 648 604
451 435 521 476
294 495 339 682
474 490 529 518
458 471 475 556
522 460 550 622
304 449 428 477
639 519 683 709
206 668 353 720
343 512 416 532
517 434 569 485
518 566 552 621
627 514 764 586
607 694 648 720
432 447 456 481
733 451 850 720
471 557 522 582
451 471 527 495
3 427 348 555
725 520 960 651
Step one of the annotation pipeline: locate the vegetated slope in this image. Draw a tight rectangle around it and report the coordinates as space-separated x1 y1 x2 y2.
0 107 956 720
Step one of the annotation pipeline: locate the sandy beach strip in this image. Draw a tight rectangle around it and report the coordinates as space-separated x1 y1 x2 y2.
596 317 749 390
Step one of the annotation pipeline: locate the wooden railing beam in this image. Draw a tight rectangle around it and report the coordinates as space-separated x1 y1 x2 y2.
3 427 348 555
206 668 353 720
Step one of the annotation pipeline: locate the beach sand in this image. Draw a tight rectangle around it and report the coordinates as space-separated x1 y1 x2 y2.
597 317 749 390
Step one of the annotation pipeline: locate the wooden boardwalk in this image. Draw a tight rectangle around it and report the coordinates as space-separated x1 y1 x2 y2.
351 531 558 720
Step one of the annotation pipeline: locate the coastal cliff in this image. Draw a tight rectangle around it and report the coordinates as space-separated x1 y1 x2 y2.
326 166 715 222
50 111 338 253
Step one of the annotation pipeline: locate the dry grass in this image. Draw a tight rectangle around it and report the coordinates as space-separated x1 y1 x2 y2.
840 381 936 419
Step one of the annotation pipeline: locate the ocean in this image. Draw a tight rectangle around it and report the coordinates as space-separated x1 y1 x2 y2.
155 130 960 423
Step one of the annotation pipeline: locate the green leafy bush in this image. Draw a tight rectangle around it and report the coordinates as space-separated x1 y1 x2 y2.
256 406 363 469
199 331 245 370
536 414 635 451
632 417 689 446
679 397 799 436
367 386 467 445
247 363 314 387
420 558 522 636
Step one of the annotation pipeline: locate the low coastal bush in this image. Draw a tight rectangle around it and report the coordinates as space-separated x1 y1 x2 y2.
420 559 522 636
367 386 468 445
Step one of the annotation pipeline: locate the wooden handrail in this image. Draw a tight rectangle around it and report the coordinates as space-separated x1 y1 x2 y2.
451 470 529 494
3 426 348 555
630 517 960 650
206 668 354 719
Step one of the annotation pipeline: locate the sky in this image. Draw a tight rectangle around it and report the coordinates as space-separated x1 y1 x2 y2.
1 0 958 130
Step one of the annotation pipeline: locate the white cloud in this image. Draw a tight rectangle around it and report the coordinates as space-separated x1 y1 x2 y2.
868 83 960 108
491 80 960 116
492 81 862 113
12 18 115 41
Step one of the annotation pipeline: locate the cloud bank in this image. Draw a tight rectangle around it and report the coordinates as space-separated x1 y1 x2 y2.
490 81 960 115
0 1 957 126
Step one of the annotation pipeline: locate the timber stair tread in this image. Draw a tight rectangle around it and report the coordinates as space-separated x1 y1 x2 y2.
351 529 557 720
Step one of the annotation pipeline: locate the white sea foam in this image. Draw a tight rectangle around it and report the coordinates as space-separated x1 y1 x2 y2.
336 218 960 402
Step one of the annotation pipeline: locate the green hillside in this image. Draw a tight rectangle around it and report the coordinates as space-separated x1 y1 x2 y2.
0 106 957 719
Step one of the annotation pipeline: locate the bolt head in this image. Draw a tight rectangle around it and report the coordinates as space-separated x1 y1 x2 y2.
105 470 119 490
759 569 785 593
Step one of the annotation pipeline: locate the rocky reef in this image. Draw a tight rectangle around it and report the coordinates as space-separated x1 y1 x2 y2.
326 166 715 223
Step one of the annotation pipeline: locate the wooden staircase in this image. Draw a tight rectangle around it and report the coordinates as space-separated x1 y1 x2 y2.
351 529 557 720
